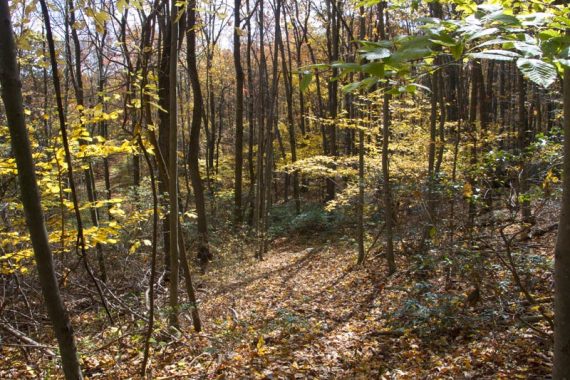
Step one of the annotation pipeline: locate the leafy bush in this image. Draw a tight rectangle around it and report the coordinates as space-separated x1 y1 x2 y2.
269 202 338 237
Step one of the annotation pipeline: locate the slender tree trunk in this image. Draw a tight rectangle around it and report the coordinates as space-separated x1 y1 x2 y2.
356 6 366 266
518 71 532 223
246 0 256 225
139 136 158 376
168 0 180 328
68 0 107 283
177 225 202 332
254 0 267 259
357 117 365 265
234 0 245 225
260 0 282 257
0 2 83 378
382 92 395 274
325 0 339 202
467 61 481 232
278 16 300 214
554 29 570 380
157 12 172 278
378 1 395 274
187 0 212 269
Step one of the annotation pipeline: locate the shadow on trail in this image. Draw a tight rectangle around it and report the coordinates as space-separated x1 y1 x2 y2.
207 248 319 298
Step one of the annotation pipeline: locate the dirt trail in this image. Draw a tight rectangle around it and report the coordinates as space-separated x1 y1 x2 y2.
197 242 388 378
187 238 551 379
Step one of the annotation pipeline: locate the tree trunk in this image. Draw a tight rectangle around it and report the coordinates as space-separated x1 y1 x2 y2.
517 72 532 223
254 0 268 259
0 1 83 378
382 92 395 274
187 0 212 269
234 0 245 225
157 10 172 278
325 0 339 202
278 14 300 214
356 6 366 266
554 34 570 379
379 1 395 274
246 0 256 225
168 0 180 328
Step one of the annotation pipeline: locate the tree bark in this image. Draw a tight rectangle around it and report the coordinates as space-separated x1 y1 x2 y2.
278 13 301 214
325 0 339 202
554 33 570 379
0 1 83 377
234 0 245 225
379 1 395 274
168 0 180 328
157 9 172 278
187 0 212 269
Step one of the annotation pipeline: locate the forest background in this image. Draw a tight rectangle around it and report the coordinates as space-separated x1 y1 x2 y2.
0 0 569 378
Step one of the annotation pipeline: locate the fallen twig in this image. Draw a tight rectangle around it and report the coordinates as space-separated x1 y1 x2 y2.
0 322 56 357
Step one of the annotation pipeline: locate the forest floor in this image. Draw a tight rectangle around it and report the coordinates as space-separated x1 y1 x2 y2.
1 215 556 379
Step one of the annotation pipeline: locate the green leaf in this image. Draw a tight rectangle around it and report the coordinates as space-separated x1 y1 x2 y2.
450 43 465 61
541 35 570 58
513 41 542 58
362 48 391 61
469 49 520 61
398 35 433 50
482 11 520 26
362 62 385 77
429 33 457 48
477 3 502 14
300 71 313 93
407 83 431 93
386 86 404 95
467 27 500 42
303 63 329 70
474 38 511 49
555 58 570 69
417 17 441 25
516 58 557 88
361 77 379 90
359 40 393 50
331 62 361 71
342 81 363 93
519 13 552 27
388 48 432 64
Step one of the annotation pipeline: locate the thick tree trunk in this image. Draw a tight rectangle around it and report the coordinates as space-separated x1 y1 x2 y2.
0 2 83 378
